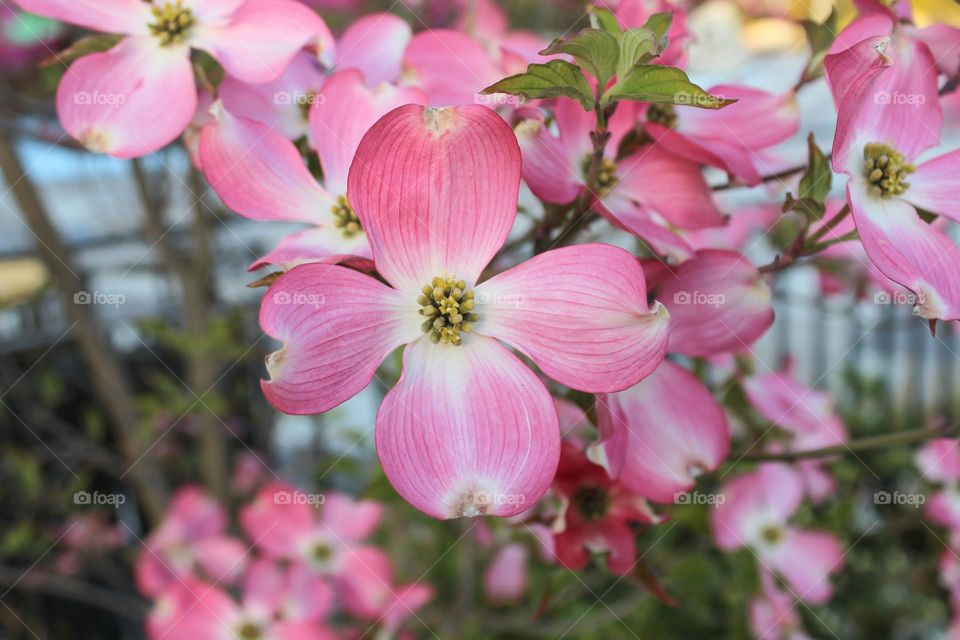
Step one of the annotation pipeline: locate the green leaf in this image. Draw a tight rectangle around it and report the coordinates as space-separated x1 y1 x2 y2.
801 10 837 82
798 133 832 204
616 28 659 79
602 65 735 109
482 60 595 111
40 34 120 68
588 5 621 36
783 193 826 220
641 11 673 42
540 29 619 90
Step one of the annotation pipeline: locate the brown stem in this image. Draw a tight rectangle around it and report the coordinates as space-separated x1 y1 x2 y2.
757 204 851 274
0 136 168 525
735 424 960 462
714 152 834 192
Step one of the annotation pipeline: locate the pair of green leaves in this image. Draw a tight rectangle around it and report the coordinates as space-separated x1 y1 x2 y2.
481 7 733 113
783 134 832 220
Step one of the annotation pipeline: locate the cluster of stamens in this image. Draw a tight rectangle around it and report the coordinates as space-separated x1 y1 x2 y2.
581 156 619 193
573 485 610 521
760 524 784 546
331 195 362 238
148 1 195 46
418 276 477 346
646 103 678 128
863 142 914 199
235 622 263 640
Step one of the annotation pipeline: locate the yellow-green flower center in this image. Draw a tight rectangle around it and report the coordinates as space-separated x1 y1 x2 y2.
148 1 195 46
581 156 618 193
331 195 363 239
236 622 263 640
863 142 914 199
760 525 784 545
418 276 478 346
573 484 610 521
646 103 678 128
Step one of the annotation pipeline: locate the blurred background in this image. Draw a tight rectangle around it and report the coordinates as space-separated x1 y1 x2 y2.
3 0 960 638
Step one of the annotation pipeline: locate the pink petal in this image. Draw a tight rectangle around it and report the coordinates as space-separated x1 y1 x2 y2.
764 529 843 605
259 264 420 414
677 85 800 151
594 202 697 262
828 2 895 55
824 35 894 173
483 543 528 604
335 12 412 86
402 29 502 106
904 151 960 223
849 181 960 320
56 37 196 157
711 464 805 551
742 371 848 448
189 0 247 23
272 621 338 640
321 493 383 541
608 146 726 230
916 438 960 483
376 335 560 519
644 122 762 186
11 0 151 33
240 483 315 559
514 111 583 204
348 104 521 293
193 536 249 584
199 102 334 224
595 360 730 504
911 23 960 76
927 490 960 529
218 51 325 141
192 0 327 83
474 244 670 393
308 69 425 195
249 227 373 272
656 250 774 357
337 546 394 619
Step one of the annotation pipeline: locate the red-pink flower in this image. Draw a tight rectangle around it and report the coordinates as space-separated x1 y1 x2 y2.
135 486 248 597
260 104 670 518
712 464 844 605
199 69 424 270
14 0 329 157
825 4 960 320
551 442 664 574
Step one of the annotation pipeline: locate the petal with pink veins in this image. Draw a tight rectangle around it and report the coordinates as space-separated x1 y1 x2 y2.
904 151 960 223
656 250 774 357
248 227 373 272
848 181 960 320
595 360 730 503
676 85 799 151
335 12 412 86
473 244 670 393
376 335 560 519
56 37 195 157
348 104 521 293
513 112 583 204
200 103 335 224
309 69 425 196
259 264 421 414
191 0 326 83
10 0 151 34
763 529 843 605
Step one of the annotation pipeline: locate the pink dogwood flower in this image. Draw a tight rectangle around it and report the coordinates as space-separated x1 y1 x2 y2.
825 10 960 321
515 98 726 260
712 463 844 605
748 569 813 640
551 442 664 574
483 542 529 604
149 560 336 640
14 0 329 157
259 104 670 518
917 439 960 529
135 485 248 597
199 69 424 270
593 359 731 504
